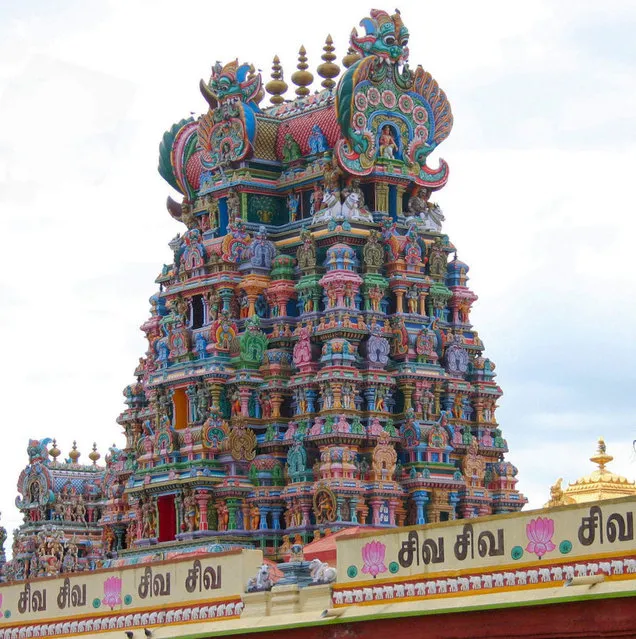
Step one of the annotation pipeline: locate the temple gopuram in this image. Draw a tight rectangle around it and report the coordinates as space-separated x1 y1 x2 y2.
1 9 633 639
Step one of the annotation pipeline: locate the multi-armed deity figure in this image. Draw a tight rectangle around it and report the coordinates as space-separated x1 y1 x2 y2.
6 8 525 580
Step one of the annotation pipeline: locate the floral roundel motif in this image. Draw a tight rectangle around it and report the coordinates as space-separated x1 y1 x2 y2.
367 87 381 106
413 105 429 125
398 94 414 113
381 90 397 109
354 93 368 111
388 561 400 574
347 565 358 578
353 112 367 131
559 540 573 555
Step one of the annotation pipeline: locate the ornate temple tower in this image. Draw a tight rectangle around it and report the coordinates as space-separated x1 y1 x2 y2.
6 9 527 576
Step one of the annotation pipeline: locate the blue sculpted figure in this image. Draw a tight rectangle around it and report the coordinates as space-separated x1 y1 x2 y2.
195 332 207 360
308 124 328 154
156 340 170 368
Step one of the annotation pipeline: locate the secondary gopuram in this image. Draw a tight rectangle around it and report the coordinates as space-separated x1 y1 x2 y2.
4 7 527 582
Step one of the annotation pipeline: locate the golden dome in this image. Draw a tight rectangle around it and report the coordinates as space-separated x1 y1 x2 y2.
545 438 636 507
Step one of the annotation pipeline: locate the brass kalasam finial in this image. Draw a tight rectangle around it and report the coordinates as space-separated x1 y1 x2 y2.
265 55 288 105
49 438 61 462
342 46 361 69
291 45 313 97
69 440 80 464
89 442 101 466
317 34 340 90
590 436 612 472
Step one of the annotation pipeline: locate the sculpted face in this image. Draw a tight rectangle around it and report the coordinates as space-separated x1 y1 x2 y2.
352 9 409 64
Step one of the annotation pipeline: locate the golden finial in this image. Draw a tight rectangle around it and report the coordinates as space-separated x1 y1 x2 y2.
89 442 101 466
49 439 60 463
342 46 361 69
69 440 80 464
590 437 613 472
291 45 313 97
265 55 288 105
317 35 340 90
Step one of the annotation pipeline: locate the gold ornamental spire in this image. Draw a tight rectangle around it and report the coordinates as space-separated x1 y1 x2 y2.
89 442 101 466
69 440 80 464
589 437 612 471
265 55 288 105
291 45 313 97
49 438 60 463
317 34 340 90
342 46 361 68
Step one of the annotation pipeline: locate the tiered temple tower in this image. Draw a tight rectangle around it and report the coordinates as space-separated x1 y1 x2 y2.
6 8 526 578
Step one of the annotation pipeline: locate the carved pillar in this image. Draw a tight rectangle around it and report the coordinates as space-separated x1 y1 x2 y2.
239 387 252 417
412 490 429 526
349 498 358 524
401 383 415 411
196 491 209 531
395 289 404 314
433 383 442 417
271 506 283 530
369 498 383 525
418 290 428 316
375 183 389 214
240 192 248 221
227 498 239 530
218 287 234 313
395 184 406 215
270 393 284 418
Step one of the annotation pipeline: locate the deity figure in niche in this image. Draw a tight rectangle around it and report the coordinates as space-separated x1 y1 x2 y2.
227 189 241 219
287 191 300 222
379 125 398 159
293 324 312 366
310 184 324 216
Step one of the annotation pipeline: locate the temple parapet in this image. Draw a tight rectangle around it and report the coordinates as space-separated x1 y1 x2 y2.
333 496 635 602
0 499 634 637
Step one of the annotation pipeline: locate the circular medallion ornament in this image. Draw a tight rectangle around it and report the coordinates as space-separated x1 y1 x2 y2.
559 540 572 555
347 565 358 578
92 598 101 609
124 594 133 605
398 94 414 113
312 484 337 524
4 610 11 619
381 90 397 109
353 112 367 131
511 546 524 560
413 105 429 125
389 561 400 574
354 93 368 111
367 87 381 106
415 125 428 140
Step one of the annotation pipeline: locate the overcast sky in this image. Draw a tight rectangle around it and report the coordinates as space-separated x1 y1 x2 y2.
1 1 635 542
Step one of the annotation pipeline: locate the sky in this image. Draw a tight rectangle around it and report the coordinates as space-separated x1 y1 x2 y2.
1 0 635 544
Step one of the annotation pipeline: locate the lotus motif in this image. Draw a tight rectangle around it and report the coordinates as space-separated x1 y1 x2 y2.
525 517 556 559
361 540 387 578
102 576 123 609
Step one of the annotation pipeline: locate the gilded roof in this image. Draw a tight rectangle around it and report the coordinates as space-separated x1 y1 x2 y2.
545 438 636 507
